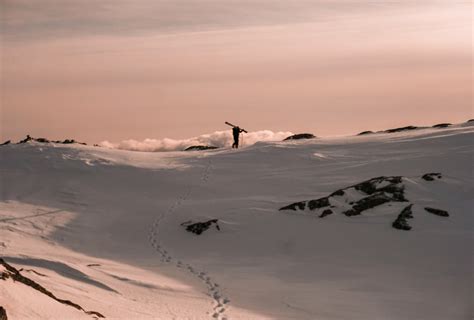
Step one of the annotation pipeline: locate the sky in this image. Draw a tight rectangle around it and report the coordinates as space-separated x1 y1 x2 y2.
1 0 472 145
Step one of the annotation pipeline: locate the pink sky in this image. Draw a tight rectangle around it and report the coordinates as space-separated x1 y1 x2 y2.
2 1 472 143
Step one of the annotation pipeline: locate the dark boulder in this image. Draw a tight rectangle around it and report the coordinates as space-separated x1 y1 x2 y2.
0 140 11 146
35 138 50 143
357 131 374 136
0 307 6 320
467 119 474 123
392 204 413 230
283 133 316 141
432 123 451 128
422 173 442 181
385 126 418 133
182 219 220 235
184 145 219 151
424 207 449 217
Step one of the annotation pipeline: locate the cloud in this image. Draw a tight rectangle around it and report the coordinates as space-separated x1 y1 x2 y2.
100 130 292 152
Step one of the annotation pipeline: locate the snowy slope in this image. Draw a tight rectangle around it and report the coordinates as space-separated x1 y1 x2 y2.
0 123 472 320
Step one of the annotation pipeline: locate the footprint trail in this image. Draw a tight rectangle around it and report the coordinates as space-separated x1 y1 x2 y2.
148 160 230 320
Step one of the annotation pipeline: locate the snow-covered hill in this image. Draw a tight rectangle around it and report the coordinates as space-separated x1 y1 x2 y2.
1 123 472 320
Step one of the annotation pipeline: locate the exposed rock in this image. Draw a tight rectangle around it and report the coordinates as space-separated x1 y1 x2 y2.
0 258 104 318
308 197 331 210
280 176 406 216
17 135 87 145
422 173 442 181
357 131 374 136
319 209 333 218
19 268 47 277
181 219 220 235
0 140 11 146
283 133 316 141
467 119 474 123
392 204 413 231
432 123 451 128
280 201 306 211
330 189 345 197
279 174 451 231
18 135 34 144
184 145 219 151
353 179 378 194
54 139 87 145
353 176 403 195
385 126 418 133
0 306 7 320
424 207 449 217
343 193 394 216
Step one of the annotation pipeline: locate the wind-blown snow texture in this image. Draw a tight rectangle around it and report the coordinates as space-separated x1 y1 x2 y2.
0 123 472 319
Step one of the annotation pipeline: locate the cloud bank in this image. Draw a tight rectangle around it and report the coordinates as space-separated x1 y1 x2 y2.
100 130 293 152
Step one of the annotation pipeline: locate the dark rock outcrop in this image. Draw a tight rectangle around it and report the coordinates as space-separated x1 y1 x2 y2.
432 123 451 128
0 258 104 318
0 307 7 320
330 189 345 197
308 197 331 210
280 201 307 211
17 135 87 145
0 140 11 146
184 145 219 151
319 209 333 218
392 204 413 231
18 135 34 144
280 176 406 217
422 173 442 181
357 131 374 136
181 219 220 235
280 173 452 231
385 126 418 133
467 119 474 123
53 139 87 145
425 207 449 217
343 193 394 217
283 133 316 141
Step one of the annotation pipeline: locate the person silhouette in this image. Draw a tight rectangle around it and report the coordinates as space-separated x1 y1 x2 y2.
232 126 245 149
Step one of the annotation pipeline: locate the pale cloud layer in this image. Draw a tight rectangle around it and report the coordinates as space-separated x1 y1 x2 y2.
1 1 472 143
100 130 293 152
